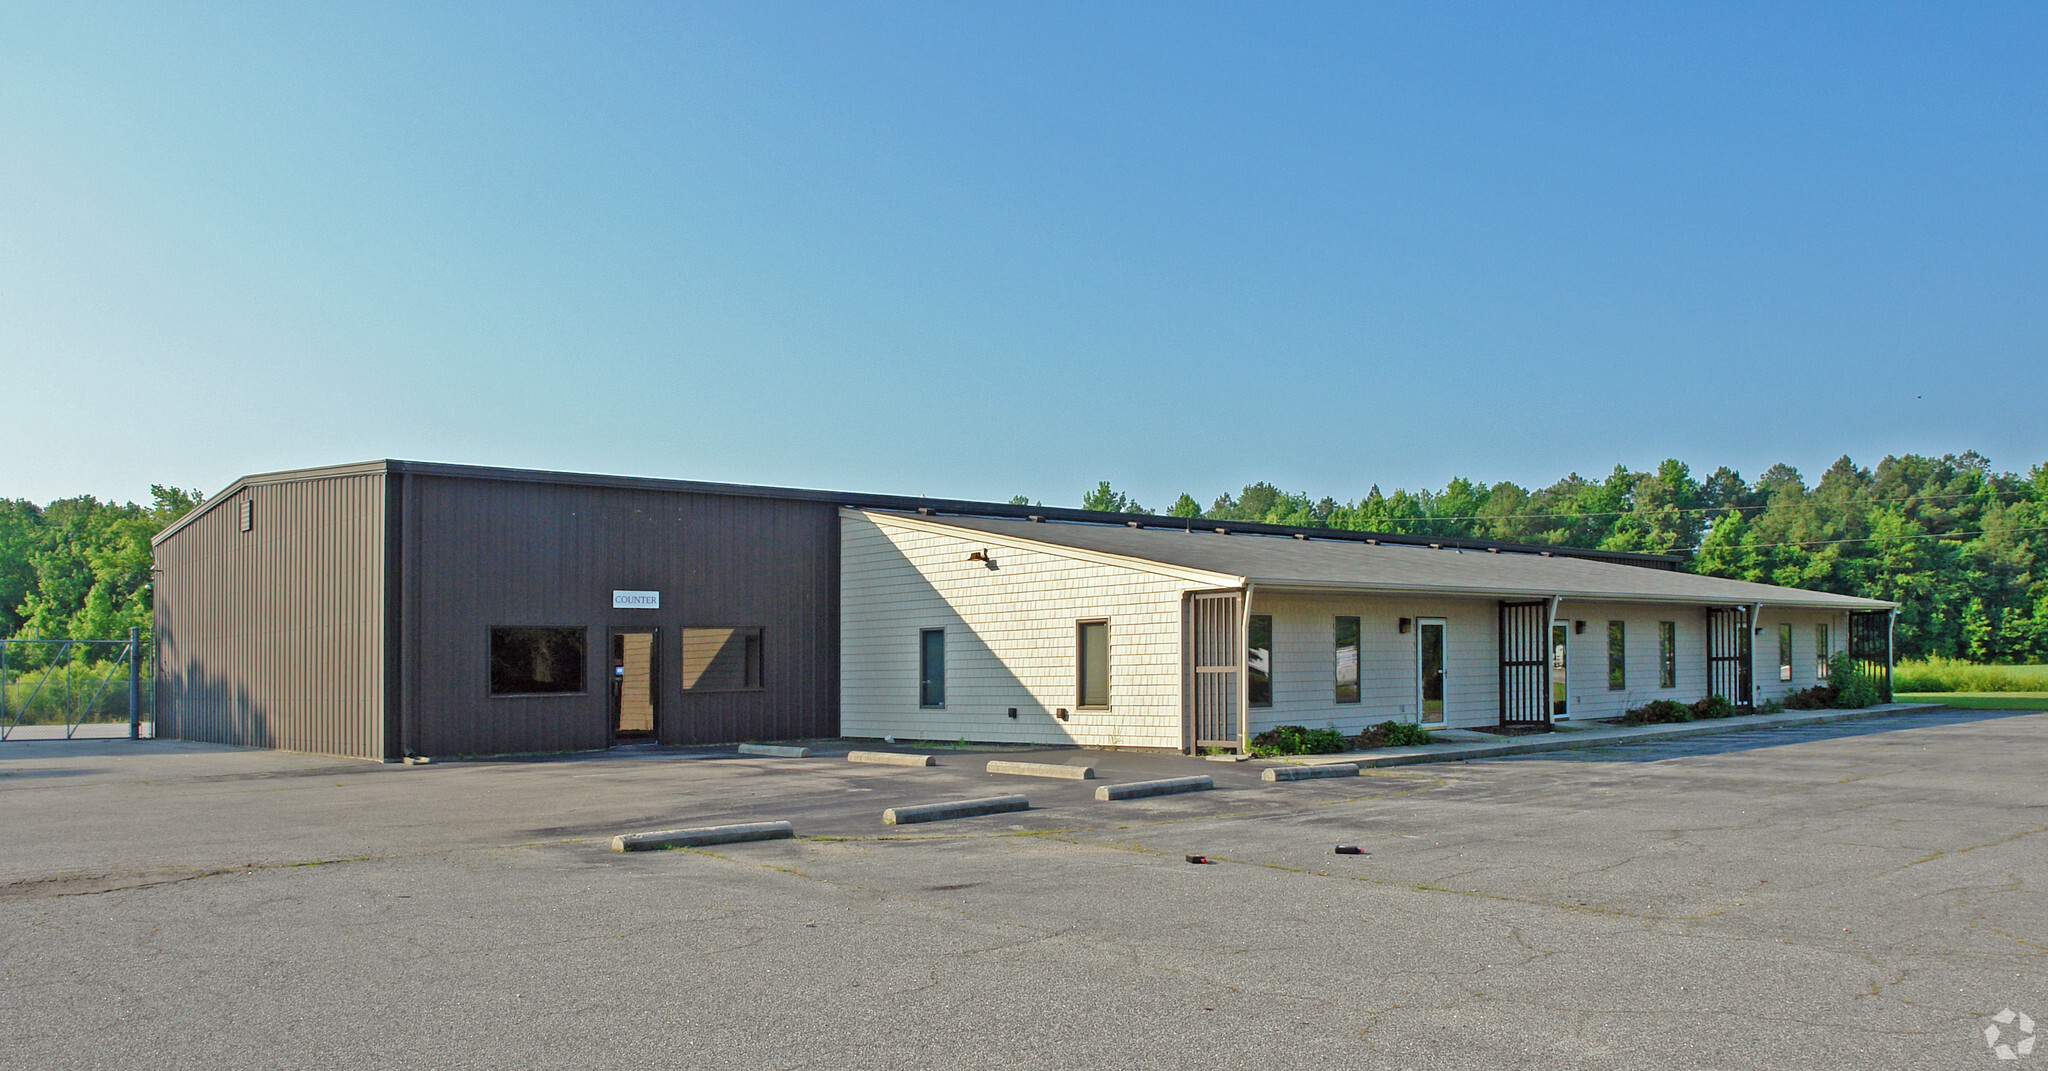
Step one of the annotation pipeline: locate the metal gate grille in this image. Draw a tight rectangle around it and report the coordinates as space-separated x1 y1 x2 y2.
1185 592 1242 751
1848 610 1893 701
1706 607 1752 709
1498 601 1550 727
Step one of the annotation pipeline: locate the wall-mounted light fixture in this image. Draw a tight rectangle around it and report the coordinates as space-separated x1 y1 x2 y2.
966 549 991 564
1398 617 1412 634
1055 708 1070 721
1574 620 1587 634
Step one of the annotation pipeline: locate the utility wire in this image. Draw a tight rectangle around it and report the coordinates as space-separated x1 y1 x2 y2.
1341 486 2034 527
1653 523 2048 557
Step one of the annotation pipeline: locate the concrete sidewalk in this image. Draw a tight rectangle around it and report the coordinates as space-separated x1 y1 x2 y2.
1278 701 1946 768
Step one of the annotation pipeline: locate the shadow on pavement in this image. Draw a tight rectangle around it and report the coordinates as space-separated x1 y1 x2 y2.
1500 706 2043 763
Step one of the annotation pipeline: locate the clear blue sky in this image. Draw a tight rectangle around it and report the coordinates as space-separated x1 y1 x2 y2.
4 3 2043 509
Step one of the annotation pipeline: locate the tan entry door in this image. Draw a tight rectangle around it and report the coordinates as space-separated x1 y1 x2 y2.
611 629 658 737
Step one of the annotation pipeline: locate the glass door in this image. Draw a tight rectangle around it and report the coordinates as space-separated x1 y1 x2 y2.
1418 618 1447 726
611 628 658 738
1552 623 1570 720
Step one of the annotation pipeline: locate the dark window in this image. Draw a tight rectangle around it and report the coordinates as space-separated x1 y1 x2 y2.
681 627 764 691
1659 621 1677 689
490 627 587 696
1816 623 1831 679
1607 621 1626 690
1778 623 1793 682
1334 616 1360 703
1247 615 1272 707
1078 620 1110 709
919 628 945 708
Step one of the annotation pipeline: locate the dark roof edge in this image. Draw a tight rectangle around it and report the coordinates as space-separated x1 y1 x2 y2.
152 458 1682 570
150 460 397 546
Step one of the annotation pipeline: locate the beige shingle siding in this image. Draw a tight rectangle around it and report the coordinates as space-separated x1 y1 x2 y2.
842 511 1211 749
1253 593 1500 734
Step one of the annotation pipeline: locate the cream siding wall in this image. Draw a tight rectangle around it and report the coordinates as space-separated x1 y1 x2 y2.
1551 602 1709 721
1754 608 1853 706
841 512 1221 749
1251 596 1842 730
1252 593 1500 733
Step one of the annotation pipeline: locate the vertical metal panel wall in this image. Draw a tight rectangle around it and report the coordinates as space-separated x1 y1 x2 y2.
153 472 388 760
401 474 839 756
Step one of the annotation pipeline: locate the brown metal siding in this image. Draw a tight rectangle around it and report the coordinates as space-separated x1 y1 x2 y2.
153 472 388 760
403 476 838 755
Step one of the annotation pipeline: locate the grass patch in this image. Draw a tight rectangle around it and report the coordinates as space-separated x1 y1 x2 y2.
1896 692 2048 710
1893 658 2048 693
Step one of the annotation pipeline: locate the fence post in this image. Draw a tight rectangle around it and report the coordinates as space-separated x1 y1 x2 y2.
128 627 141 739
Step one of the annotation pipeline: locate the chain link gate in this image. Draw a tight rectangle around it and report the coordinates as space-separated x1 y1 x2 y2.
1 628 151 740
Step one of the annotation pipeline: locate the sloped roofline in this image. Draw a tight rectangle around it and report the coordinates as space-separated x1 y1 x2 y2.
151 457 1686 570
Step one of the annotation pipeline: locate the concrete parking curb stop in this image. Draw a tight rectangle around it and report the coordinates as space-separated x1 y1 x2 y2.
848 751 936 767
733 745 802 761
986 760 1095 780
610 820 795 852
738 744 812 758
1262 763 1359 782
883 794 1029 825
1096 775 1214 801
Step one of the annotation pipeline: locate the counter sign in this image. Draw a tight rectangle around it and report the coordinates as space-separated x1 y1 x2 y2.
613 590 660 609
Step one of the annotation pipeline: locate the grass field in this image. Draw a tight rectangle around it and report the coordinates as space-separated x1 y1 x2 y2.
1896 692 2048 710
1892 658 2048 693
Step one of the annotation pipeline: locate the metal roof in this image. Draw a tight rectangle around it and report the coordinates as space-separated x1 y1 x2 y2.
867 511 1896 611
151 460 1676 569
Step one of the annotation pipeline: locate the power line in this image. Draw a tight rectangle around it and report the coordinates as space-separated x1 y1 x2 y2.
1346 486 2032 527
1656 523 2048 557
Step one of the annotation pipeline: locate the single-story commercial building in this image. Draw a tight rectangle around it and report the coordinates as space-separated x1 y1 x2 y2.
152 460 1895 761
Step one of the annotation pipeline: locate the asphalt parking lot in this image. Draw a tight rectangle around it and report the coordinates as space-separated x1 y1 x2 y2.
3 707 2044 1070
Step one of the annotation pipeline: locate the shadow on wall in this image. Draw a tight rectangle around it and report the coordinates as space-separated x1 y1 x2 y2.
848 534 1080 747
1502 707 2038 764
160 657 274 754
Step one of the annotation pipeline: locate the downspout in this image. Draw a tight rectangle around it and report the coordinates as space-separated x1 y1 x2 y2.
1239 582 1256 754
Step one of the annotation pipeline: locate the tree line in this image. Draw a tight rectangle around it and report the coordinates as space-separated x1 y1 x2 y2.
1076 452 2048 663
4 452 2043 666
0 487 203 666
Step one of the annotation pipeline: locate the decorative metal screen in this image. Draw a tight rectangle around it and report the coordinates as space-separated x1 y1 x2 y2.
1848 610 1893 701
1706 607 1752 709
1498 601 1551 727
1185 592 1243 750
